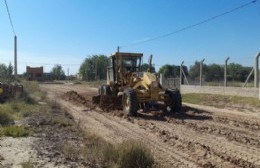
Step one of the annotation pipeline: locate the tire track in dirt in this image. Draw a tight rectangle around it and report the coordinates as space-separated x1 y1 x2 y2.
181 121 260 148
184 103 260 131
142 119 260 168
58 99 200 168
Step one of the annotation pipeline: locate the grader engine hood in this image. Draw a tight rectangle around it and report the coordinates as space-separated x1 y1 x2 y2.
132 72 160 90
142 72 158 87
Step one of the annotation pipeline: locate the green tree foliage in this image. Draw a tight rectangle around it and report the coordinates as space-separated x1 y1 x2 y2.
188 61 252 82
205 64 223 82
0 64 8 79
189 61 207 80
0 63 13 82
141 63 155 73
227 63 252 82
50 64 65 80
79 55 109 81
158 64 188 78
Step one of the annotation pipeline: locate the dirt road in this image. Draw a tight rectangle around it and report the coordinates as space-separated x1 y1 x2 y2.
40 84 260 168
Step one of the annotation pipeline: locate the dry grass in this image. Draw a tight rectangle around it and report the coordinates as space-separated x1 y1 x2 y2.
0 126 30 137
182 93 260 108
0 81 45 138
61 132 155 168
116 140 154 168
20 160 35 168
0 110 14 126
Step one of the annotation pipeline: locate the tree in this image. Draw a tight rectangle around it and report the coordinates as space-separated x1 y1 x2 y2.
51 64 65 80
79 55 109 81
7 63 14 82
0 64 7 79
141 63 155 73
189 61 207 80
0 63 13 82
158 64 188 78
227 63 251 82
205 64 223 82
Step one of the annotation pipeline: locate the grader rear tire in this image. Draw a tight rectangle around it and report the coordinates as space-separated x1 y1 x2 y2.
165 89 182 113
122 89 138 116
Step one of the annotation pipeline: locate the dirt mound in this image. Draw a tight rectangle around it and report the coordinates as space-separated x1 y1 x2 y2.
63 91 86 104
62 91 96 109
62 91 122 112
99 95 122 111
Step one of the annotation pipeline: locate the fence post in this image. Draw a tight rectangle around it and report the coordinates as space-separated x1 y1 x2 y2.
254 52 260 88
180 61 184 86
200 59 205 87
159 73 163 87
224 57 230 88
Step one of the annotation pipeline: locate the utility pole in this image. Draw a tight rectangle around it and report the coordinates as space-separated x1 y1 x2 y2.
14 35 17 79
200 59 205 87
224 57 230 88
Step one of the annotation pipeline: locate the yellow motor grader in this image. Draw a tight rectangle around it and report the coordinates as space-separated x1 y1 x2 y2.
93 52 182 115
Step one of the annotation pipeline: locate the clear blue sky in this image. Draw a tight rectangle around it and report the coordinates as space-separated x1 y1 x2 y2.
0 0 259 75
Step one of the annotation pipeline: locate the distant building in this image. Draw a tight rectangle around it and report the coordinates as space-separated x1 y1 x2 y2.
26 66 44 81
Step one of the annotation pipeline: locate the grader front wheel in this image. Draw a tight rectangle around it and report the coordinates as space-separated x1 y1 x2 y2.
122 89 138 116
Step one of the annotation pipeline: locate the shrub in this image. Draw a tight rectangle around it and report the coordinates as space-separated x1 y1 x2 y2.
62 142 81 161
0 111 14 126
2 126 30 137
21 160 34 168
117 140 154 168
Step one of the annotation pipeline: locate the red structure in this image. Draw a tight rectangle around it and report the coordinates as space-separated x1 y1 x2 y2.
26 66 44 81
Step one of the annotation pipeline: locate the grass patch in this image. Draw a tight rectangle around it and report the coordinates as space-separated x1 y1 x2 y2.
0 100 41 120
81 134 118 166
0 81 45 138
116 140 154 168
0 81 46 122
1 126 30 137
20 160 35 168
0 110 14 126
182 93 260 108
21 80 46 102
205 81 254 87
61 132 155 168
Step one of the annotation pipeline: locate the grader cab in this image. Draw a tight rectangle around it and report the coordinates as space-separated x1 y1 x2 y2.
94 52 182 115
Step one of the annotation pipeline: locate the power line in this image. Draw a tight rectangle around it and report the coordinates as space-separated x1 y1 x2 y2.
4 0 16 35
0 58 81 66
120 0 258 48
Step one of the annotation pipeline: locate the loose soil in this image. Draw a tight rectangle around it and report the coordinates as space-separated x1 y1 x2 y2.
0 96 97 168
40 84 260 168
